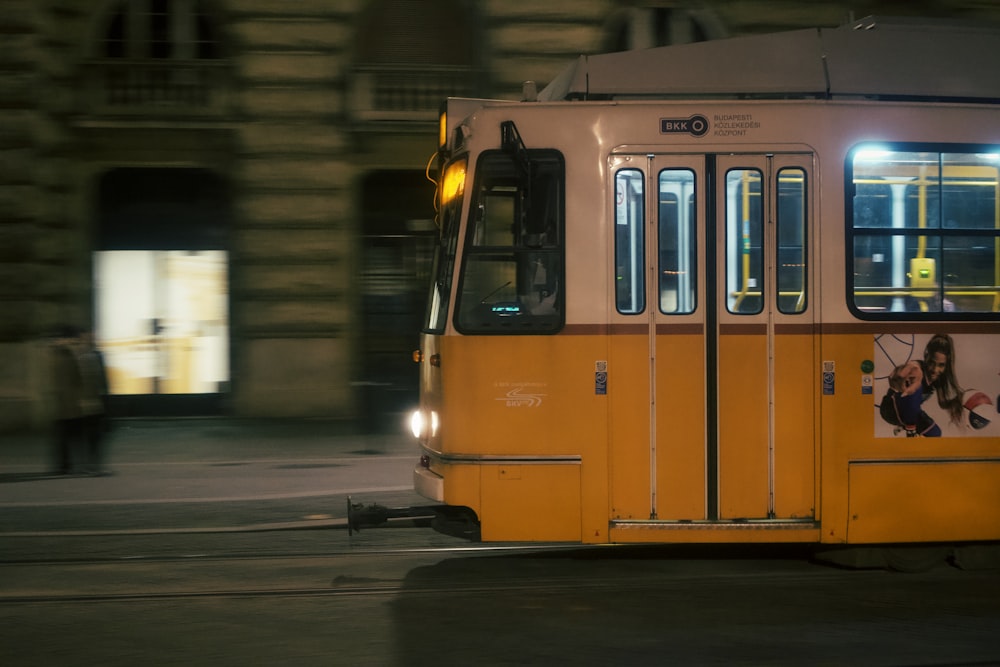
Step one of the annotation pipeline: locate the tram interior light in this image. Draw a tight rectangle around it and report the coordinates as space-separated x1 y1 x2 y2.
854 148 891 162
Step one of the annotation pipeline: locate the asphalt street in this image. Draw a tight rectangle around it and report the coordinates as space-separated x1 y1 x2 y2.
0 418 428 536
4 420 1000 667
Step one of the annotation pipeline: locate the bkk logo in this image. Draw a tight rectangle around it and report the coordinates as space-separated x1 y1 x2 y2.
495 384 546 407
659 114 709 137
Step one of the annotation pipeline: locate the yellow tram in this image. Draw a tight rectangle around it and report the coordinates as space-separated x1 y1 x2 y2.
407 18 1000 548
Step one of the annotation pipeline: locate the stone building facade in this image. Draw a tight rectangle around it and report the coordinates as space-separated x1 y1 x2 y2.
2 0 998 431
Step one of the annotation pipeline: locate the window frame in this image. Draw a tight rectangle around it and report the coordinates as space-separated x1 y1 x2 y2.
422 156 467 335
776 166 808 315
614 168 646 315
453 149 566 335
725 167 764 315
846 142 1000 321
657 167 698 315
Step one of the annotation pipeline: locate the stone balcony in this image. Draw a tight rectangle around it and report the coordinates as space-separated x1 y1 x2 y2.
79 59 233 119
348 64 481 126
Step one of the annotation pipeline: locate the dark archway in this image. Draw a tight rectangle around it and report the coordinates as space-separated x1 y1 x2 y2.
358 170 437 428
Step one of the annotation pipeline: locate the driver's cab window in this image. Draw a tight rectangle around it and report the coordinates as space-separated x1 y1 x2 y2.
455 149 564 333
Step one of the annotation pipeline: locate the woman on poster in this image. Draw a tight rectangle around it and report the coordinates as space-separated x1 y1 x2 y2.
880 333 964 437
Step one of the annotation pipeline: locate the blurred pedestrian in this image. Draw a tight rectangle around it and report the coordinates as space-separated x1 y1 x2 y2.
51 327 82 474
77 330 111 474
50 326 111 475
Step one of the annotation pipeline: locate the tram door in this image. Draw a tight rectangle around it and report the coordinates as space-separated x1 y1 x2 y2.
609 153 815 524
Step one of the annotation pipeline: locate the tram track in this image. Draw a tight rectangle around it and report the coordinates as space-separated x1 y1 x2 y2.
0 548 421 605
3 551 996 665
6 537 997 667
0 537 572 566
0 539 615 604
0 541 903 608
2 574 642 605
1 583 406 605
1 563 869 606
5 528 989 611
0 546 442 566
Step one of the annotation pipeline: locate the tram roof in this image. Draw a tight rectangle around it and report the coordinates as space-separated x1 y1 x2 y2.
538 16 1000 103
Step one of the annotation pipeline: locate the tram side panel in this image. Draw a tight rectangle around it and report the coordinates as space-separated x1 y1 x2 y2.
431 116 614 542
653 329 709 521
440 334 611 542
772 330 819 520
816 112 1000 545
819 329 1000 545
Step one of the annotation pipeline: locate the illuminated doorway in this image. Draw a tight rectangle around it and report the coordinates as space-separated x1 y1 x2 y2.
96 168 230 414
94 250 228 395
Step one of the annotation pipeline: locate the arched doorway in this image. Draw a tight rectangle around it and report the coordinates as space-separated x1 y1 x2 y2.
95 167 230 416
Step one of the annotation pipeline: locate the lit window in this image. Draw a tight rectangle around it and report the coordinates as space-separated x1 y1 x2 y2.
849 145 1000 316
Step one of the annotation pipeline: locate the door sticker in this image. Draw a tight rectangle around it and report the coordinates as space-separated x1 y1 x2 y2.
595 360 607 395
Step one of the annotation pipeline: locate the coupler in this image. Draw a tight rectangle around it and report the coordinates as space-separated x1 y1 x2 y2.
346 496 443 535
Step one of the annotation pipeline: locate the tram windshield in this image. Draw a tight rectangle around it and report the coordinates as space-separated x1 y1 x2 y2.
455 150 564 333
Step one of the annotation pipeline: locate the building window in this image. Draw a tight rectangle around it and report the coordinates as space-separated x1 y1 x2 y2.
350 0 482 124
604 5 727 51
87 0 227 114
101 0 220 60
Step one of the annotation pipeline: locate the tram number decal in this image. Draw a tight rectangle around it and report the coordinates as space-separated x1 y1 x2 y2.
660 114 709 137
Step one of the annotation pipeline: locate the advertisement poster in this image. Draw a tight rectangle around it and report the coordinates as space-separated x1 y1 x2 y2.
873 333 998 438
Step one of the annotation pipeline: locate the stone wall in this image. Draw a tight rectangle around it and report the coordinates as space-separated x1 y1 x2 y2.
228 2 357 417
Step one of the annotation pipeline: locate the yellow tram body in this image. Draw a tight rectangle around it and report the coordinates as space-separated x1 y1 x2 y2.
409 18 1000 546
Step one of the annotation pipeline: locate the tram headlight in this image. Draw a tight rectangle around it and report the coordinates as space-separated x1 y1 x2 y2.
408 409 440 441
409 409 425 440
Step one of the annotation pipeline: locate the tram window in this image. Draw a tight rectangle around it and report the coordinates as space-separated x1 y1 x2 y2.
777 167 807 314
615 169 645 314
725 169 763 314
849 146 1000 316
454 150 564 334
658 169 696 314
